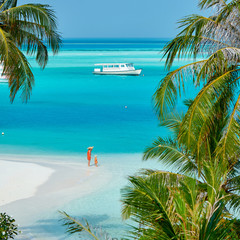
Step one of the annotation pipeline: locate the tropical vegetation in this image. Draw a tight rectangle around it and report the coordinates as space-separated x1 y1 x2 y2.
0 212 19 239
0 0 61 237
121 109 240 239
121 0 240 239
0 0 61 102
61 0 240 239
154 0 240 159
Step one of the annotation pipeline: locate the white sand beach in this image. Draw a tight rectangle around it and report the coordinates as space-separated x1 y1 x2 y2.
0 153 162 239
0 160 54 206
0 154 115 239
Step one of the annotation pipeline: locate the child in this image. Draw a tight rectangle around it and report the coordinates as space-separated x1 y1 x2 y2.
94 155 98 167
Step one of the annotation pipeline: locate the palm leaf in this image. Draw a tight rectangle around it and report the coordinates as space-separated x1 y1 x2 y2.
3 4 61 54
143 137 198 175
215 93 240 161
154 60 206 118
121 172 177 239
178 69 239 147
59 211 112 240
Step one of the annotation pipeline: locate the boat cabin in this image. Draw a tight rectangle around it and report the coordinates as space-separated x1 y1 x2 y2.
94 63 135 72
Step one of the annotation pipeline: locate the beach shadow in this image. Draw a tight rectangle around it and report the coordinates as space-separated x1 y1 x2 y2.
20 218 69 240
57 213 109 226
20 214 128 239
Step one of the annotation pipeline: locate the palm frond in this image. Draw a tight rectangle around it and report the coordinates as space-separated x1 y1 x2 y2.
154 60 206 118
0 28 34 101
59 211 112 240
0 0 17 11
215 93 240 161
178 69 239 147
121 172 177 239
143 137 198 175
164 15 232 69
198 0 227 10
10 27 48 67
2 4 61 54
159 112 184 138
199 202 235 240
0 2 62 101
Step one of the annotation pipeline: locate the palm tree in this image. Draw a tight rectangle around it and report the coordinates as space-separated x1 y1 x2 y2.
121 1 240 237
121 99 240 238
121 166 240 240
143 109 240 209
154 0 240 164
122 88 240 238
142 0 240 218
0 0 61 102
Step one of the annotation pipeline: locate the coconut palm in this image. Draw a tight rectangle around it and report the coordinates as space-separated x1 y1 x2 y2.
141 0 240 220
0 0 61 101
154 0 240 164
143 0 240 217
121 166 240 240
121 1 240 237
143 110 240 211
122 100 240 238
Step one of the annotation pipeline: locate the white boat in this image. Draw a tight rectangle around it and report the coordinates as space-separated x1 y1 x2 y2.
93 63 142 76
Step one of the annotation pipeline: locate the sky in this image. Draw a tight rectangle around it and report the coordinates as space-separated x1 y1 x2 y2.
19 0 209 39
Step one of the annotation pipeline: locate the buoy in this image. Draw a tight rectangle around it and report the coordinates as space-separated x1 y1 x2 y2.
2 132 4 135
125 106 127 109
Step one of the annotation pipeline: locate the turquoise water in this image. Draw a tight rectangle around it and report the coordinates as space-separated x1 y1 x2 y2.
0 39 201 239
0 39 183 155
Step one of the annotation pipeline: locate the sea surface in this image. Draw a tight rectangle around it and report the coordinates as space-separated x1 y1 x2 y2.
0 38 199 155
0 39 201 239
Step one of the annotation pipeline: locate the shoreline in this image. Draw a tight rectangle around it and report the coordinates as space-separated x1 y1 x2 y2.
0 153 113 218
0 153 162 239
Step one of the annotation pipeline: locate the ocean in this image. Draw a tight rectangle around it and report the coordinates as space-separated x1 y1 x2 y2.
0 39 200 239
0 38 199 155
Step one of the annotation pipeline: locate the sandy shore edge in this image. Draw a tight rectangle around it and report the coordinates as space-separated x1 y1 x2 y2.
0 154 113 224
0 160 54 206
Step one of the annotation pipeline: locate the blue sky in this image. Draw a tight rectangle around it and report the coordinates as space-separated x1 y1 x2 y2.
20 0 207 38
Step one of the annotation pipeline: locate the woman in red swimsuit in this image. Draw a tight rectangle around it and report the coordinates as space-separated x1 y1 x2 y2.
87 146 94 166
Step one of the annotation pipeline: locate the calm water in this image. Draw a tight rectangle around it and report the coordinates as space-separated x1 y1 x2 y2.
1 39 201 239
0 39 190 155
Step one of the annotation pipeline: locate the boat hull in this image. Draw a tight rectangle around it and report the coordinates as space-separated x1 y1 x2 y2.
93 69 142 76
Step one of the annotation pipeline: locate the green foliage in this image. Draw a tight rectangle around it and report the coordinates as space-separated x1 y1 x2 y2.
0 0 61 102
60 1 240 239
121 166 239 239
0 212 19 239
122 1 240 239
154 0 240 165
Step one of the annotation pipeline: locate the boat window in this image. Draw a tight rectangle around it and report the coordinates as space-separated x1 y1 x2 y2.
121 65 125 67
103 65 107 68
109 65 113 68
113 65 119 68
